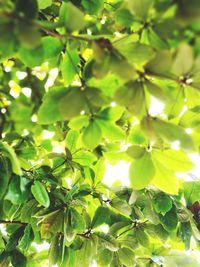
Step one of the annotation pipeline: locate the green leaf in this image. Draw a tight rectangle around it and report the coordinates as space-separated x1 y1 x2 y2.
59 87 86 120
31 181 50 208
115 81 145 116
114 40 155 65
179 222 192 249
91 206 111 228
10 250 27 267
97 248 113 266
147 28 169 50
118 234 139 251
0 142 22 175
49 235 61 266
126 145 146 159
190 218 200 241
65 129 79 153
127 0 154 19
38 87 66 124
20 199 39 223
153 194 173 215
118 247 135 267
96 119 125 141
82 120 102 149
110 256 123 267
38 0 52 9
42 36 62 60
152 149 194 172
93 158 105 183
82 0 104 14
145 80 166 100
17 23 41 49
152 118 194 152
6 226 25 252
73 150 96 166
173 44 193 76
97 106 124 121
110 53 136 80
69 208 86 231
18 45 44 68
85 87 110 107
110 199 132 216
183 181 200 205
0 22 16 60
40 210 64 237
95 232 119 252
16 0 38 19
5 176 29 205
135 228 150 247
0 159 10 199
61 49 80 86
145 51 173 78
152 159 179 195
18 225 34 252
115 8 135 28
129 152 155 190
159 206 178 231
68 115 89 130
59 2 86 31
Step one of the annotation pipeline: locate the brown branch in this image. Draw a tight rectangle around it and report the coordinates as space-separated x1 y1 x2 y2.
116 220 148 239
0 220 27 226
0 12 92 43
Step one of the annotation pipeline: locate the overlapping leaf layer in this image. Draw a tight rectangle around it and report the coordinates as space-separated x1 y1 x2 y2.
1 0 200 266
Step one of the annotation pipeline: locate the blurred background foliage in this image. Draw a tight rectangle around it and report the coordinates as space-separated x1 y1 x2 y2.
1 0 200 266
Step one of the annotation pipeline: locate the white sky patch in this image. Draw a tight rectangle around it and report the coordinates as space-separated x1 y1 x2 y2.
179 105 187 118
114 32 122 37
185 128 193 134
22 87 32 98
149 96 164 116
22 129 29 136
64 177 72 189
32 241 50 251
0 225 7 236
177 153 200 181
45 68 59 90
110 101 117 107
99 224 109 233
43 130 55 139
103 161 130 186
1 108 6 114
189 153 200 178
52 141 65 153
16 71 27 80
100 16 106 24
87 29 92 35
170 140 180 150
31 114 38 122
4 66 12 72
120 142 131 151
90 261 97 267
72 80 82 86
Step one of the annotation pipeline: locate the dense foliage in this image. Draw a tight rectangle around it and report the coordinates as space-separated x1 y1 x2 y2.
1 0 200 266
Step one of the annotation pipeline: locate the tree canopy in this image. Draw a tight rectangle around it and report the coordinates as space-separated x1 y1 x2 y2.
1 0 200 266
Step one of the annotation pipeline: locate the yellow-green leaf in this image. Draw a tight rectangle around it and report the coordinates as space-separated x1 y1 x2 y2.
129 152 155 190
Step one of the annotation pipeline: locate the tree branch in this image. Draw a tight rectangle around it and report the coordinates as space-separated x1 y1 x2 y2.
0 220 27 226
116 220 148 238
0 12 92 43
